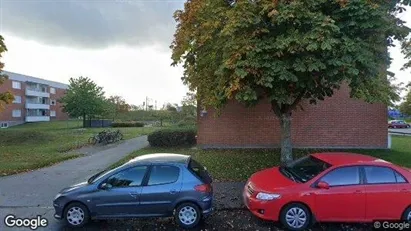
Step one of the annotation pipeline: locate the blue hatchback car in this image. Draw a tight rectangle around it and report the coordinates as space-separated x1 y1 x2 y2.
53 153 213 229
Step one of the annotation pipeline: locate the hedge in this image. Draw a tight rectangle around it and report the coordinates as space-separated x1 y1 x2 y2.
147 128 196 147
111 122 144 127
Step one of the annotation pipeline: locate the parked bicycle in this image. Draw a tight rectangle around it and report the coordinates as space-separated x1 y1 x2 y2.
88 130 123 145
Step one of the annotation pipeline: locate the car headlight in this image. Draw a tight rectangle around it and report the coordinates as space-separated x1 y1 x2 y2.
256 192 281 201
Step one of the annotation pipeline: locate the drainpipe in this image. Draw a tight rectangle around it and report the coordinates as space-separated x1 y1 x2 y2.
388 134 392 149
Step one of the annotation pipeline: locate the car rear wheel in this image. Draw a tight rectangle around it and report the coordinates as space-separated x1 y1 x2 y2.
64 202 90 228
401 207 411 221
174 202 201 229
280 203 311 231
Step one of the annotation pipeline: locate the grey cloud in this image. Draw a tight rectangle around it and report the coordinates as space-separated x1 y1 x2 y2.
0 0 183 49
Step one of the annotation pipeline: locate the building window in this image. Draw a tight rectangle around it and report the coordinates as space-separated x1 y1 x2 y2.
12 81 21 89
0 122 8 128
50 87 56 94
13 95 22 104
12 110 21 118
50 111 56 117
50 100 56 105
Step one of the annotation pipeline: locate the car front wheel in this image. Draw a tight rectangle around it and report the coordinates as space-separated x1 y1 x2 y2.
174 202 201 229
402 207 411 221
64 202 90 228
280 203 311 231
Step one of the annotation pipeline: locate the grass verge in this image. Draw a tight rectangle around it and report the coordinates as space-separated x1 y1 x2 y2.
0 120 160 176
111 135 411 182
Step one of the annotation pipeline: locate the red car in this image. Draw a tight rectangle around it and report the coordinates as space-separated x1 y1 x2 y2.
243 153 411 231
388 120 411 129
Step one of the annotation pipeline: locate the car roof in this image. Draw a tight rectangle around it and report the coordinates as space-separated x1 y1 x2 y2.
311 152 393 167
126 153 190 165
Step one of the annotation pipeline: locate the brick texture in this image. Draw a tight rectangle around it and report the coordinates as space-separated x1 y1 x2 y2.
50 87 69 121
197 84 388 149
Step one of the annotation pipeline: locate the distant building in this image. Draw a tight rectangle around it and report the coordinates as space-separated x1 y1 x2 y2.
0 71 69 128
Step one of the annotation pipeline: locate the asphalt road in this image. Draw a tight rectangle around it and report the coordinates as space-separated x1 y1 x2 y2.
0 136 149 231
389 128 411 135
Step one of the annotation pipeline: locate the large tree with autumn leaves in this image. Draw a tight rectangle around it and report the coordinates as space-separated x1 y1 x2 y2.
0 35 14 111
171 0 411 163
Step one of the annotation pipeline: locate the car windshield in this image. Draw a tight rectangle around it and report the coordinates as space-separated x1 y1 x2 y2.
87 167 118 184
280 156 331 183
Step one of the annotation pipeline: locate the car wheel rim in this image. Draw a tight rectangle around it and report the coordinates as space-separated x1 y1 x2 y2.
285 207 307 229
407 211 411 221
66 207 85 226
178 206 197 225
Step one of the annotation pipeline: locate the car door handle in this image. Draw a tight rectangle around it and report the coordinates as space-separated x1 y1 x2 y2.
401 189 409 192
170 190 177 194
129 192 139 198
354 190 362 194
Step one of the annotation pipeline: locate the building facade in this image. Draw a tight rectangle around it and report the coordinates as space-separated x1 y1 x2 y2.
197 84 388 149
0 71 69 128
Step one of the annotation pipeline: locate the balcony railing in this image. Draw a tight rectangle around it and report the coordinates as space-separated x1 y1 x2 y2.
25 116 50 122
25 103 50 110
25 89 50 98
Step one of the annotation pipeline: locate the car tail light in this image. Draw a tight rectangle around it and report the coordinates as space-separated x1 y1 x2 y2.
195 184 212 193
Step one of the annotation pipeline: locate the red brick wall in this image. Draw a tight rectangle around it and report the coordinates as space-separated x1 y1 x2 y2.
50 87 69 121
0 79 25 123
197 84 388 149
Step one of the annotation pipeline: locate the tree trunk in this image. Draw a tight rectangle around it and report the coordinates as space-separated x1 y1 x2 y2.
83 113 86 128
280 112 293 164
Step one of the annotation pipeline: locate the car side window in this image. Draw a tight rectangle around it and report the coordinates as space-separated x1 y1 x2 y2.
148 165 180 186
395 171 407 183
320 166 360 186
106 166 147 187
364 166 397 184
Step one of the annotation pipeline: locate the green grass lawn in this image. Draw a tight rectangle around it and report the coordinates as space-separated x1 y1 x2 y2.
112 136 411 182
0 120 159 176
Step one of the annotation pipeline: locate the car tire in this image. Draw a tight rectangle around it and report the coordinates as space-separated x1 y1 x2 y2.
401 207 411 221
63 202 90 228
174 202 201 229
280 203 311 231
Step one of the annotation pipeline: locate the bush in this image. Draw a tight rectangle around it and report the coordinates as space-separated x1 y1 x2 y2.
112 122 144 127
177 119 196 127
148 128 197 147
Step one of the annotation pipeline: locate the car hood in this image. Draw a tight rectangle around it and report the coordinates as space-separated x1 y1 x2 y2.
249 167 297 192
60 181 89 194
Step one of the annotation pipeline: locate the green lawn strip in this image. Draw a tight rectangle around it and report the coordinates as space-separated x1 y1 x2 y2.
111 136 411 182
0 121 161 176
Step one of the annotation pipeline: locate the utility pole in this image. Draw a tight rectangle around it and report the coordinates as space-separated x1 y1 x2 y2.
155 100 157 110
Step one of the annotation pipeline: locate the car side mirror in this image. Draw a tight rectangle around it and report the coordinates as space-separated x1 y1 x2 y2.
100 183 112 190
317 181 330 189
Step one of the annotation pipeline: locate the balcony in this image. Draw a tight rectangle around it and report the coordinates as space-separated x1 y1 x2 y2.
25 89 50 98
25 116 50 122
25 103 50 110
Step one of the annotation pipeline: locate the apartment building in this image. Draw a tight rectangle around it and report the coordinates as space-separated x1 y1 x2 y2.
0 71 69 128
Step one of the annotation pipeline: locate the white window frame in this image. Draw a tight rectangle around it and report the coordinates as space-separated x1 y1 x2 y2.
50 110 56 117
12 81 21 89
50 100 56 105
0 122 8 128
13 95 22 104
12 110 21 118
50 87 56 94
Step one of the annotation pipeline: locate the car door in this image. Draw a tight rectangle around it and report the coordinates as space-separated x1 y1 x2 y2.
313 166 366 222
92 165 148 218
363 166 409 220
139 165 183 216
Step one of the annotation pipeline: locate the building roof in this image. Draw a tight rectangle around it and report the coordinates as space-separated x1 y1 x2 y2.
311 152 392 166
3 71 69 89
127 153 190 165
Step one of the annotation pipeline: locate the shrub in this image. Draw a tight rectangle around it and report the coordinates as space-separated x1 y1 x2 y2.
112 122 144 127
177 119 196 127
148 128 197 147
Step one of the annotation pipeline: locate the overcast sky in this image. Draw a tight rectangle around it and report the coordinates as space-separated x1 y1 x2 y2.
0 1 410 107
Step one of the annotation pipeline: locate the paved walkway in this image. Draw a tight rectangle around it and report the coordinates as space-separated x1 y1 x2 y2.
0 135 149 230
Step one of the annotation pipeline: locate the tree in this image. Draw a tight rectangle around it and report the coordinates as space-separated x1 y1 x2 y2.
171 0 411 163
60 77 106 127
399 83 411 116
108 95 131 120
0 35 13 111
402 39 411 71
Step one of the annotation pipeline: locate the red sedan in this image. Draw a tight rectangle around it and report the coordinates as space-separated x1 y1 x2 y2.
243 153 411 231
